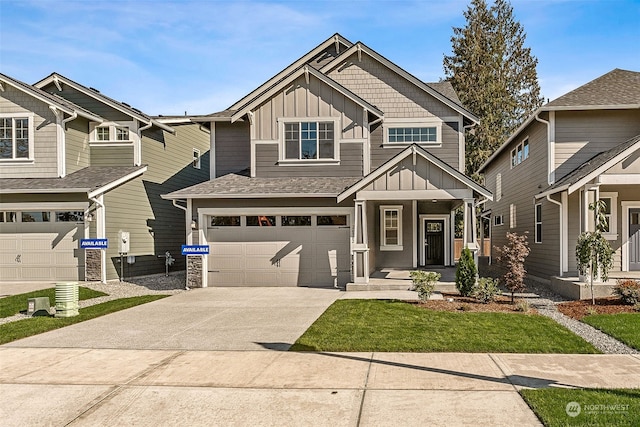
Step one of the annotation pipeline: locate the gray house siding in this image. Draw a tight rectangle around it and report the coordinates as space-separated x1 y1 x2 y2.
0 84 59 178
483 119 559 278
102 123 210 279
90 145 135 166
215 122 250 177
65 117 90 174
554 109 640 181
255 143 363 177
40 84 131 122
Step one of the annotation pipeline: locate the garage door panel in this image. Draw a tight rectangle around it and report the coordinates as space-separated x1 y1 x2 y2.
0 267 19 280
21 252 54 265
210 243 243 256
245 242 281 256
209 271 246 286
316 229 350 243
0 237 19 251
245 271 278 286
210 257 245 270
21 236 56 251
247 256 277 269
21 267 55 280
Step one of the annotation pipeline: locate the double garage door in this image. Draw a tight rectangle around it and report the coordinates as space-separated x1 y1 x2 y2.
207 214 351 287
0 219 83 282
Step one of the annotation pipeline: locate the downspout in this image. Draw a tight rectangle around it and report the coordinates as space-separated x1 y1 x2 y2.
136 121 153 166
90 195 107 284
462 122 477 175
535 112 554 185
546 194 564 276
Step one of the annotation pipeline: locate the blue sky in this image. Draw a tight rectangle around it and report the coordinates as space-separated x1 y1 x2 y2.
1 0 638 116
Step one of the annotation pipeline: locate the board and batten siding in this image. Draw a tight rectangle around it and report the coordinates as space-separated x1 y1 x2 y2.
65 116 90 174
328 53 459 119
483 119 561 279
370 122 462 171
252 74 365 142
101 123 210 279
255 143 363 178
215 122 250 177
0 84 59 178
554 109 640 181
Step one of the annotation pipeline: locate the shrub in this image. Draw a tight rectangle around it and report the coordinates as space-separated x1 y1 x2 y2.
473 277 500 303
410 271 441 302
495 232 530 303
455 247 477 296
514 299 530 312
614 279 640 305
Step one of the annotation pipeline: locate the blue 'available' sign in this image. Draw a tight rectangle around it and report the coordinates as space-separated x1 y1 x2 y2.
181 245 210 255
81 238 108 249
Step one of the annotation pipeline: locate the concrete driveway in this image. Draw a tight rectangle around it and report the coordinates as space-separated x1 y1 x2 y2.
4 287 342 351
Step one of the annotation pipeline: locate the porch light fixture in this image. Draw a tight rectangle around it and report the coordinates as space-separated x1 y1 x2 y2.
432 199 437 203
191 219 198 229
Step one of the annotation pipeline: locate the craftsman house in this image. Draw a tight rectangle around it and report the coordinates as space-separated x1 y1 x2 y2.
163 34 491 289
478 69 640 291
0 72 210 283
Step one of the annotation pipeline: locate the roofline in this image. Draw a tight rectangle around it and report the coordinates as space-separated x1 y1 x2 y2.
161 192 340 200
479 104 640 173
228 33 353 110
0 74 103 123
190 116 234 123
337 144 492 203
88 166 147 198
231 65 384 123
34 74 175 133
0 187 89 195
320 42 480 124
534 185 569 200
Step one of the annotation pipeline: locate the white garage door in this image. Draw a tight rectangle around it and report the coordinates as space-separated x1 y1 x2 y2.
0 210 84 282
207 214 350 287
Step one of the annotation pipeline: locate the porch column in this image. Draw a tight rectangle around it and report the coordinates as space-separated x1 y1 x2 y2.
463 198 479 263
352 200 369 283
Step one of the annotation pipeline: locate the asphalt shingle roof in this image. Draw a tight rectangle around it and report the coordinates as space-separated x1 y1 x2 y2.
547 69 640 108
164 170 361 198
0 166 146 194
543 133 640 194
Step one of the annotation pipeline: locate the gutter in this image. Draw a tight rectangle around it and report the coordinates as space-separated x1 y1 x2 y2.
545 194 564 276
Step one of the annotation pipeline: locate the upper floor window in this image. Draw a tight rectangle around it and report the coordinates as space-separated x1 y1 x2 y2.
91 123 132 143
284 121 335 160
0 115 32 160
511 138 529 168
388 127 436 143
193 148 201 169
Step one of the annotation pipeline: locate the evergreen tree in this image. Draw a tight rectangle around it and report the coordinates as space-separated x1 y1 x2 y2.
444 0 544 177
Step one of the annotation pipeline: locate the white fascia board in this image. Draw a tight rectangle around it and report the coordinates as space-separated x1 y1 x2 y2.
0 187 89 194
0 77 86 119
534 184 570 200
566 146 640 195
0 201 89 210
87 166 147 199
228 34 353 110
231 66 383 123
165 192 341 200
320 43 479 124
546 104 640 111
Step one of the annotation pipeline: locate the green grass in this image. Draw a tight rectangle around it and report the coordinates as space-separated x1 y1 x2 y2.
0 287 108 318
0 295 167 345
582 313 640 350
520 388 640 427
290 299 599 353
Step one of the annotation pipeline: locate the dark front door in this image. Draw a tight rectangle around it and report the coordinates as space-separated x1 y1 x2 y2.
425 220 444 265
630 209 640 271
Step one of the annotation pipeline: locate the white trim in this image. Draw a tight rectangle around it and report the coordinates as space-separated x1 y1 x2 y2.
383 118 443 146
510 204 516 229
458 116 465 173
420 214 450 266
493 214 504 227
0 113 35 161
192 148 201 170
549 111 556 184
51 107 66 177
412 200 417 268
599 174 640 184
621 202 640 271
0 202 89 210
379 205 403 251
599 192 618 239
363 108 371 175
199 207 353 216
277 117 341 162
210 122 216 179
356 189 473 201
561 191 569 273
534 203 542 243
87 166 147 199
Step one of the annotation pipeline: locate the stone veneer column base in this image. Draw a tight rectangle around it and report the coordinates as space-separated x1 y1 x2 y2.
187 255 204 288
85 249 102 282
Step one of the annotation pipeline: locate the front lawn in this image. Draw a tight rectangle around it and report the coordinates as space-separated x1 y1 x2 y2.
521 388 640 427
290 299 599 353
0 295 167 345
0 287 108 318
582 313 640 350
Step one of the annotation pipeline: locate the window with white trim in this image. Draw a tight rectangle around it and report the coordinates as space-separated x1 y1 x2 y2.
193 148 201 169
510 137 529 168
0 211 17 222
284 121 335 160
90 123 133 143
0 116 33 160
388 127 436 143
599 192 618 239
535 203 542 243
384 119 442 146
380 206 403 251
510 204 516 228
494 215 504 226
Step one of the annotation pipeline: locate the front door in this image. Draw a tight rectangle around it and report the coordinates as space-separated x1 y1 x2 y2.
630 209 640 271
424 220 444 265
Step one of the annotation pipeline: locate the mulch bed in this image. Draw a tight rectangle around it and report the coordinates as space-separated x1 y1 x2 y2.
557 297 639 320
414 294 535 314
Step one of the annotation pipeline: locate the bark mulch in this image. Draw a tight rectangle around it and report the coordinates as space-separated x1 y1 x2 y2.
557 297 639 320
414 294 534 314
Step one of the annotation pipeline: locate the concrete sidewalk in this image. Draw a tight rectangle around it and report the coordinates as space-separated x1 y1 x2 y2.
1 348 639 426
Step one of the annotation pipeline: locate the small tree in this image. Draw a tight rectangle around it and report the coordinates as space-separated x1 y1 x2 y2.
575 200 614 305
456 247 477 296
495 232 530 303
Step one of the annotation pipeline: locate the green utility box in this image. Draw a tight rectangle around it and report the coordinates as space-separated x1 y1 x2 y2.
27 297 51 317
55 282 79 318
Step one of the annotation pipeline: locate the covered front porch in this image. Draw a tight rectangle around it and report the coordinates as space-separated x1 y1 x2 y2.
347 267 458 292
338 144 492 290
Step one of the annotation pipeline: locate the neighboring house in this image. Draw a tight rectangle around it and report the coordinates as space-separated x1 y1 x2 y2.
479 69 640 282
163 34 491 289
0 72 210 283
